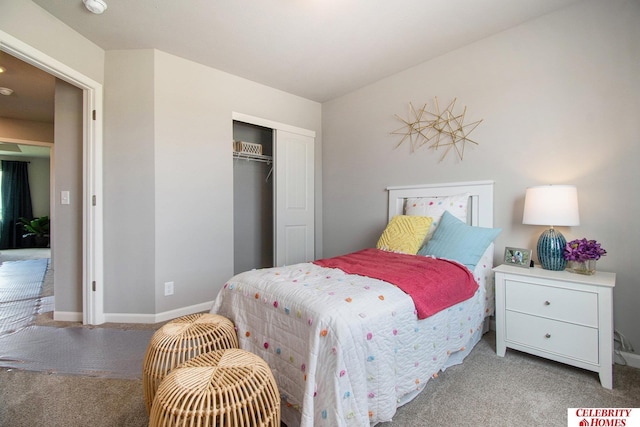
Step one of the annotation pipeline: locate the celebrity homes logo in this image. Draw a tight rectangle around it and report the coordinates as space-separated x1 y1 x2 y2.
568 408 639 426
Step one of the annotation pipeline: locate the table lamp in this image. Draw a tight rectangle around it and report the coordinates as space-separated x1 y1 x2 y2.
522 185 580 270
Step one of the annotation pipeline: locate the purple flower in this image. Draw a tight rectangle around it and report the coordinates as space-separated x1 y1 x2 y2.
563 238 607 261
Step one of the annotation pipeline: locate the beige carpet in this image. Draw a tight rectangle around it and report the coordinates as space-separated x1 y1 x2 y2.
1 331 639 427
0 249 637 426
377 332 640 426
0 368 148 427
0 249 163 426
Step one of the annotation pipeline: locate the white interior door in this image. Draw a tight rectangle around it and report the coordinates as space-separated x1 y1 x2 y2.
274 130 314 266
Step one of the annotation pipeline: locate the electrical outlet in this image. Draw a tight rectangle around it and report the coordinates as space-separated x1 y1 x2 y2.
164 281 174 296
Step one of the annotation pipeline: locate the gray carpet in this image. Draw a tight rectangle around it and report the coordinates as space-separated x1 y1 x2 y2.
0 325 154 378
0 254 637 426
1 331 638 427
377 333 640 426
0 368 148 427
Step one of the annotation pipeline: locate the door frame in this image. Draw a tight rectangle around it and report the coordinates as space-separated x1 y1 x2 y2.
232 113 316 139
232 112 316 267
0 30 104 325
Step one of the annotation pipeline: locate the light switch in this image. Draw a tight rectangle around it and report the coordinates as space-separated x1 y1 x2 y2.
61 191 70 205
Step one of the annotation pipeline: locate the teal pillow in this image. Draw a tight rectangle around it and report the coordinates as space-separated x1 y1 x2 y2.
418 211 501 270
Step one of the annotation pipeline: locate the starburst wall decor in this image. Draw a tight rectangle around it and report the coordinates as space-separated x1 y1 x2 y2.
392 97 483 162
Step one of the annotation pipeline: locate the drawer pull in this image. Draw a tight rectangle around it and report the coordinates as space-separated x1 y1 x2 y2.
544 300 551 306
545 333 551 339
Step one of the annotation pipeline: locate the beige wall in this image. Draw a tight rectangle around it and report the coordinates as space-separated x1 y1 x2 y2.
26 156 50 218
0 118 53 142
322 0 640 351
103 49 156 315
1 1 322 321
0 0 104 84
153 50 322 314
104 49 322 317
53 79 83 313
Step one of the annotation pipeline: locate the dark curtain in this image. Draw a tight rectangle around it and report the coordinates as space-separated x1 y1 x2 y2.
0 160 33 249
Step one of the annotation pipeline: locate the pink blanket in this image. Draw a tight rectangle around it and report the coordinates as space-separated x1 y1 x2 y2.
313 248 478 319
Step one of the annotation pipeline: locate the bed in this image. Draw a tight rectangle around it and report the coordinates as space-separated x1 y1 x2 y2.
211 180 499 426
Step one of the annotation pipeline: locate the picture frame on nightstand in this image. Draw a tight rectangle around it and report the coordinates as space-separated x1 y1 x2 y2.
504 247 532 268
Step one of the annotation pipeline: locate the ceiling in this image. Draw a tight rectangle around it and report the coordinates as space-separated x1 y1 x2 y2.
0 52 53 158
0 142 50 158
1 0 582 139
0 51 55 123
27 0 581 104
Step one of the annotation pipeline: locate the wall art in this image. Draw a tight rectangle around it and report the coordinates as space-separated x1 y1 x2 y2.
392 97 482 162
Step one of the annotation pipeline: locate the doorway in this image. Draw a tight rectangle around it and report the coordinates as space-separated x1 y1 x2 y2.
232 112 316 269
233 121 274 274
0 30 104 324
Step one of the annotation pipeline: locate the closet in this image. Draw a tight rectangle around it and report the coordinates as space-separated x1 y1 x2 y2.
232 114 315 275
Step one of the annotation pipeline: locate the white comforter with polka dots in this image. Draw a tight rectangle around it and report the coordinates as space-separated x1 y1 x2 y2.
211 259 489 426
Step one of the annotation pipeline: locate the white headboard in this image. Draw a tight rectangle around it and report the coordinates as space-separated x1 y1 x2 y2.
387 180 494 228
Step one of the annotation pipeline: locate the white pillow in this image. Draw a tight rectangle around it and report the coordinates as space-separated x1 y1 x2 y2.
405 192 470 241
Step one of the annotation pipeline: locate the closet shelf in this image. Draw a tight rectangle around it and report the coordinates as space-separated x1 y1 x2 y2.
233 151 273 164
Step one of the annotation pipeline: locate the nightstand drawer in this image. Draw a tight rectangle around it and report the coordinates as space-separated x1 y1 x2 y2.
505 310 598 364
505 280 598 327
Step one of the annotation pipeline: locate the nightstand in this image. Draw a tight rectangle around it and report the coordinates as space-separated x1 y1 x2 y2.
493 264 615 389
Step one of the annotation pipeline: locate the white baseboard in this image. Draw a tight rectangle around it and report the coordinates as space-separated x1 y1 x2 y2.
51 301 214 325
53 311 82 322
618 351 640 369
103 301 214 325
102 312 157 324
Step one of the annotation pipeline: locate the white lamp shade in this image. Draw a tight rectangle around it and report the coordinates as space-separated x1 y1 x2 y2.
522 185 580 226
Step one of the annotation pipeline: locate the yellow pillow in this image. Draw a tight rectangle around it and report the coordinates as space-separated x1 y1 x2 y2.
376 215 433 255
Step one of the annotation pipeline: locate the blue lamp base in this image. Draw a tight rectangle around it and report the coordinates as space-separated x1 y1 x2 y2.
537 228 567 271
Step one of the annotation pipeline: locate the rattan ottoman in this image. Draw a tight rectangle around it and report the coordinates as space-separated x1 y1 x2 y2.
149 349 280 427
143 313 239 413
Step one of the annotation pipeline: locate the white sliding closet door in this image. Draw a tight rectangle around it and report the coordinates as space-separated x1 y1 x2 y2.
274 130 315 266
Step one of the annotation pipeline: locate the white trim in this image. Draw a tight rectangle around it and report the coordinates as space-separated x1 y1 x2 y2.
104 301 214 325
0 30 104 325
53 311 83 322
386 180 495 191
619 351 640 369
387 180 495 228
232 112 316 138
83 85 104 325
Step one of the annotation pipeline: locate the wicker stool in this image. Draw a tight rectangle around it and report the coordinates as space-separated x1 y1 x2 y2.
143 313 239 413
149 349 280 427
